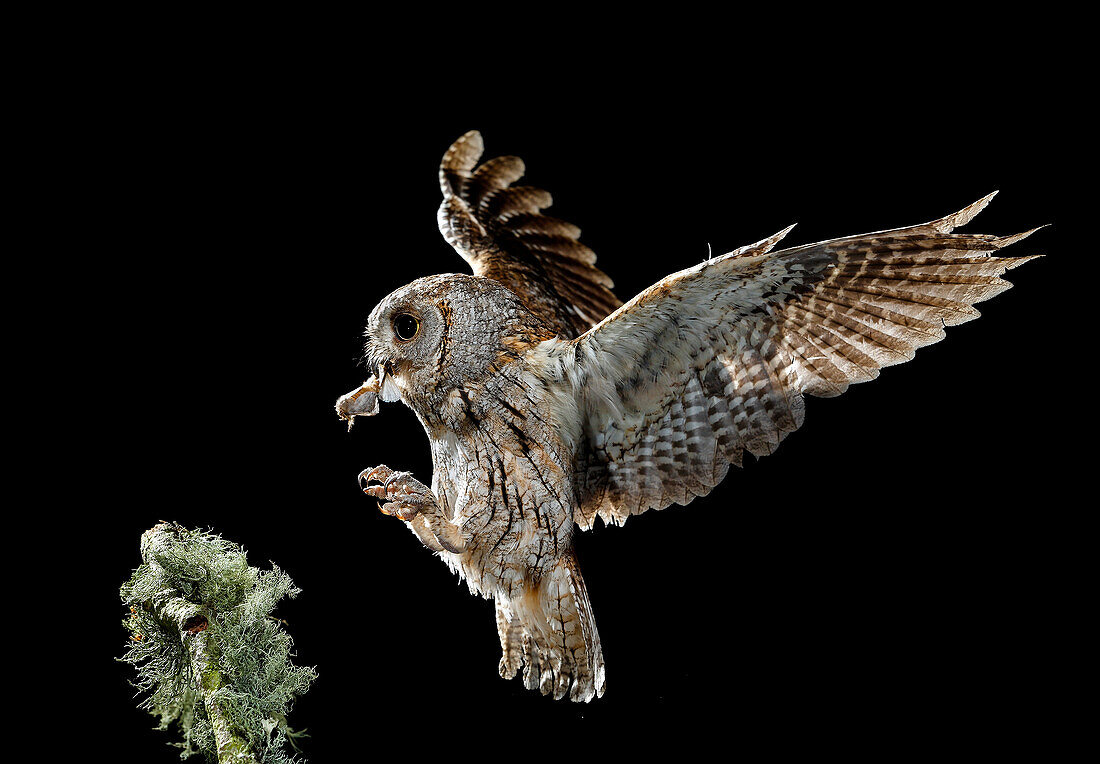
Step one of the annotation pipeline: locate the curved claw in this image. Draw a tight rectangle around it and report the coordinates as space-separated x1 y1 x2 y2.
381 501 421 522
355 464 466 553
358 466 419 504
383 471 413 495
358 464 393 489
358 465 427 522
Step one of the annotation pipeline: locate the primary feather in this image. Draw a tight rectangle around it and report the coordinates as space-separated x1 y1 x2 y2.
558 192 1040 528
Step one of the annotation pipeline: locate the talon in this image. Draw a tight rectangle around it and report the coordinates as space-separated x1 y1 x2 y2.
383 471 413 495
379 502 419 522
363 485 388 500
356 465 430 525
394 505 420 522
358 465 392 489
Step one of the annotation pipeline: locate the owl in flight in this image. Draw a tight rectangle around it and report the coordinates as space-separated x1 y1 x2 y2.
336 131 1040 702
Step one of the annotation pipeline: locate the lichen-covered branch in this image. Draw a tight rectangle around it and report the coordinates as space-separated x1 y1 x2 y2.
120 523 316 763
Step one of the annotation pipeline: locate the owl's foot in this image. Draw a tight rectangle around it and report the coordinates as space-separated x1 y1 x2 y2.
358 464 466 553
358 464 431 521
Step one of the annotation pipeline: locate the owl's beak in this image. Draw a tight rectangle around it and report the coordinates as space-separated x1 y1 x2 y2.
335 374 381 431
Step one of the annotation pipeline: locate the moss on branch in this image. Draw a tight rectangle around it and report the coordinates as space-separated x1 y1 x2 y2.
120 523 316 763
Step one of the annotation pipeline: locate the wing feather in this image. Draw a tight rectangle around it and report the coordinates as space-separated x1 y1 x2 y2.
438 131 621 338
562 194 1042 529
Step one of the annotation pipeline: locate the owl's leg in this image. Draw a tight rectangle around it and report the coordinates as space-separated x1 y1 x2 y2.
358 465 466 553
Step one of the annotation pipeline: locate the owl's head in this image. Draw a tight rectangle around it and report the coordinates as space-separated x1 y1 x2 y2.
359 273 556 419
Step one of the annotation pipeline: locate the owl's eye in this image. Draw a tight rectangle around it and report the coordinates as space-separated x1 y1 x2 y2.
393 313 420 341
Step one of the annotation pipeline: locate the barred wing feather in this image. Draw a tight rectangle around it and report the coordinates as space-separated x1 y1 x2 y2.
437 130 621 339
566 193 1041 530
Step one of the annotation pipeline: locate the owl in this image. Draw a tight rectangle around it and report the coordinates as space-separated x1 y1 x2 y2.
335 131 1041 702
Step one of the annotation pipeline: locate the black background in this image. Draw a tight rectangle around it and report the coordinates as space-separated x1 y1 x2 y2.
68 33 1074 761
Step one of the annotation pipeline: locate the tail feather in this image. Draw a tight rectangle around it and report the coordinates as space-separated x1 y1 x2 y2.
495 553 606 702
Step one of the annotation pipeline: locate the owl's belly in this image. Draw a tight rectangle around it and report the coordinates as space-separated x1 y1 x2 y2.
444 461 574 599
429 412 576 598
453 507 562 598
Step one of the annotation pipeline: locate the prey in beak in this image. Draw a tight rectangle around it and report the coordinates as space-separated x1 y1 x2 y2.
335 375 380 431
334 362 403 431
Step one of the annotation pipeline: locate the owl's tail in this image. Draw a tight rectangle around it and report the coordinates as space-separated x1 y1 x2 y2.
496 553 606 702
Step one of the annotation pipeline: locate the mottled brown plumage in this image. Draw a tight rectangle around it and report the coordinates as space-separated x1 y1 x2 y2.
437 130 621 339
336 131 1041 701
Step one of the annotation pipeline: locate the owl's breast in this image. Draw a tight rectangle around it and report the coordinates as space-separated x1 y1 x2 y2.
426 380 578 597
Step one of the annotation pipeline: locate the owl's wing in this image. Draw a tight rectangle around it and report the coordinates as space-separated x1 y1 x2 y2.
438 130 621 339
566 193 1041 530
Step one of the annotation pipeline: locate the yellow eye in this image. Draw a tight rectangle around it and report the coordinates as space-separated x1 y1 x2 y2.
393 313 420 341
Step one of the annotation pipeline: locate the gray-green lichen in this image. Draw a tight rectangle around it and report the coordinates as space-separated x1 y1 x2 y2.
120 523 316 763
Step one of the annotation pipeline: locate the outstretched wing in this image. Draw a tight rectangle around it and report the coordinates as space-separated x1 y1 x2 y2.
565 193 1041 529
438 130 621 339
